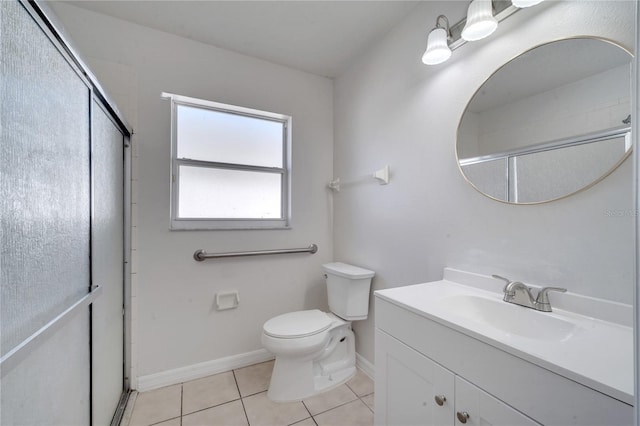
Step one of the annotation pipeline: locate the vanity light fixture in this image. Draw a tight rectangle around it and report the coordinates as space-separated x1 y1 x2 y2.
461 0 498 41
422 0 545 66
511 0 544 8
422 15 452 65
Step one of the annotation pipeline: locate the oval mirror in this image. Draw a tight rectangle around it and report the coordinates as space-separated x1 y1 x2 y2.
457 38 632 204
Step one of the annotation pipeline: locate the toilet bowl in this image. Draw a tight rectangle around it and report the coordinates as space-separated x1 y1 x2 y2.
261 262 375 402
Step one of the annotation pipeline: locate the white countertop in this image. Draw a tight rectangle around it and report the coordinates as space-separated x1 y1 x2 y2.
375 268 634 405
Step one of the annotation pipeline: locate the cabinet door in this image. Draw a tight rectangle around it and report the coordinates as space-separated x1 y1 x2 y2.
454 377 540 426
375 329 454 426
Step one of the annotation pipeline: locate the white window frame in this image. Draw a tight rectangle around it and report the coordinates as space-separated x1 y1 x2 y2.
163 92 291 230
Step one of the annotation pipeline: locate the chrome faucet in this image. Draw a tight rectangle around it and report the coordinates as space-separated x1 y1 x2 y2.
492 275 566 312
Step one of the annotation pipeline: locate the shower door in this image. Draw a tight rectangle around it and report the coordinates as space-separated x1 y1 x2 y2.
91 99 127 426
1 1 130 424
1 0 92 424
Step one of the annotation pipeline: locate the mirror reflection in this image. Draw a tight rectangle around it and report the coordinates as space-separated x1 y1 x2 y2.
457 38 632 204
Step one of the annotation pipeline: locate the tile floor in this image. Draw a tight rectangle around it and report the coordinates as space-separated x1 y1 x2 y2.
123 360 375 426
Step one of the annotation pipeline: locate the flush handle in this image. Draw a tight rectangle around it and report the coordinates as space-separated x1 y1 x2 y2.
434 395 446 406
456 411 470 424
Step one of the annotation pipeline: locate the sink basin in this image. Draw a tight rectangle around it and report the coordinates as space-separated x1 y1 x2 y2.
439 294 582 341
374 268 634 405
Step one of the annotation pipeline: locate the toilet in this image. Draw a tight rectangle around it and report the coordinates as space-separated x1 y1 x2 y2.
261 262 375 402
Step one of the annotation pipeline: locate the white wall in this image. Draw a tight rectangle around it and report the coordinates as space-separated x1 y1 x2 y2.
333 1 636 363
50 3 334 382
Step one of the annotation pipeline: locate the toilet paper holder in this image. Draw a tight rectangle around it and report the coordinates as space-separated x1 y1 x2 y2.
215 291 240 311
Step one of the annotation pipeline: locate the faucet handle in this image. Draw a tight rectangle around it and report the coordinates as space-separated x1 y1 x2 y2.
535 287 567 311
492 274 511 292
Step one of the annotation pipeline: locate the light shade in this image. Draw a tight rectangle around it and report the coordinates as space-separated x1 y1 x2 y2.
422 27 452 65
511 0 543 7
461 0 498 41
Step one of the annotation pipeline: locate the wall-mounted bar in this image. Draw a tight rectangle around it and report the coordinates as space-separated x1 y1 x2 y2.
328 165 390 192
194 244 318 261
0 285 103 377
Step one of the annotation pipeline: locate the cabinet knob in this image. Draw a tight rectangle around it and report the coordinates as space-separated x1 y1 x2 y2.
434 395 446 406
456 411 470 424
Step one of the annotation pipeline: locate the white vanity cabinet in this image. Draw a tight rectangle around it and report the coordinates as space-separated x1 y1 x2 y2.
375 329 454 425
453 374 538 426
375 329 539 426
374 291 633 426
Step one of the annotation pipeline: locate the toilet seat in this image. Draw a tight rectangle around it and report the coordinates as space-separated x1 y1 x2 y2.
263 309 333 339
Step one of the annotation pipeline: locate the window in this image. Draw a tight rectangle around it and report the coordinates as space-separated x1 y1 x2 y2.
164 93 291 230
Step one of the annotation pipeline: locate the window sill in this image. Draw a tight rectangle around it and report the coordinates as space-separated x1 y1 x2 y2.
170 219 291 231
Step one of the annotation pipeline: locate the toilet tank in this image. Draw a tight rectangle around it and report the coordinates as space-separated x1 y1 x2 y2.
322 262 375 320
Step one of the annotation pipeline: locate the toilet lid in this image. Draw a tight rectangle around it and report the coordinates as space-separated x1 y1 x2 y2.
263 309 333 339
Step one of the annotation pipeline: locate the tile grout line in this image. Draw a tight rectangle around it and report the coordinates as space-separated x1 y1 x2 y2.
306 389 375 420
300 400 315 425
358 392 374 414
307 395 360 418
346 377 375 414
148 415 181 426
308 409 319 426
179 397 244 418
180 384 183 426
242 389 271 399
232 369 251 425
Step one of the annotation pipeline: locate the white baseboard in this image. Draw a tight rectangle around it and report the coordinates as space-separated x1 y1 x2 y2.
355 352 375 380
136 349 274 392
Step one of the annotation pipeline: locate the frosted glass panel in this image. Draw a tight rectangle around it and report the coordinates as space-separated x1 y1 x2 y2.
461 158 508 201
1 0 90 354
513 137 627 203
177 105 283 167
178 166 282 218
1 310 90 426
91 101 125 425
